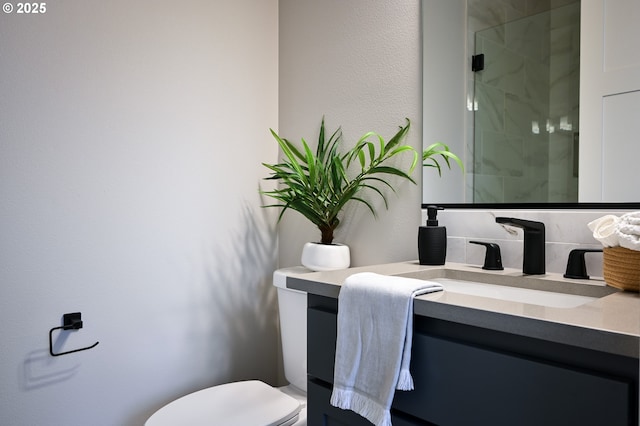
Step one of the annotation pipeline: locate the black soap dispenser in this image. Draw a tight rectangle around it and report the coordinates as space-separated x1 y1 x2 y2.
418 205 447 265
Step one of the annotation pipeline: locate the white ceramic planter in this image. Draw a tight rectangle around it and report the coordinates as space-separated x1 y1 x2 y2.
301 242 350 272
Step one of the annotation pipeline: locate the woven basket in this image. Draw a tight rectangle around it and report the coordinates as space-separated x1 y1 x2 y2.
603 246 640 292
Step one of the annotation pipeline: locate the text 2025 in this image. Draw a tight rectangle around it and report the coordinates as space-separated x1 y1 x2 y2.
17 3 46 13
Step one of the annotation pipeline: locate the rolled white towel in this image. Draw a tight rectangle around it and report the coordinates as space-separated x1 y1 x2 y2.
620 211 640 226
588 214 620 247
615 212 640 251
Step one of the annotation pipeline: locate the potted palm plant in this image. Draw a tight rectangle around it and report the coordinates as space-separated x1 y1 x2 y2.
262 117 463 271
262 117 418 271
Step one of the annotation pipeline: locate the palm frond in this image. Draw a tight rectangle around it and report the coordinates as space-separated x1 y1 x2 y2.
261 117 419 244
423 142 464 176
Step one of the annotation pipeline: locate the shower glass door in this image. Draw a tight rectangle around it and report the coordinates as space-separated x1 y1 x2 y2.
472 2 580 203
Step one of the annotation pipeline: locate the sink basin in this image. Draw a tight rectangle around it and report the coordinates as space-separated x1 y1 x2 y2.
429 278 597 308
396 268 618 309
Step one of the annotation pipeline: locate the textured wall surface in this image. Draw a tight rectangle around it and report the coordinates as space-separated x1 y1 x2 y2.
0 1 279 424
278 0 423 268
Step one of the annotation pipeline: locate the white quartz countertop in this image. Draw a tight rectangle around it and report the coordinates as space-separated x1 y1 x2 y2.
286 261 640 358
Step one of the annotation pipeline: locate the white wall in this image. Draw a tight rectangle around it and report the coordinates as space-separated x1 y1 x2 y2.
278 0 423 268
0 1 279 425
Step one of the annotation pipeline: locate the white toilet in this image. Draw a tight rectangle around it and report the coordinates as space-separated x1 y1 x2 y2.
145 267 310 426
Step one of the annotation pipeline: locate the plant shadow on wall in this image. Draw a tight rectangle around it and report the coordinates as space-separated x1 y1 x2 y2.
261 117 463 271
190 203 279 385
261 117 419 271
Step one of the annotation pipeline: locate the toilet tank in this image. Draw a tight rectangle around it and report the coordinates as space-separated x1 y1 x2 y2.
273 267 310 392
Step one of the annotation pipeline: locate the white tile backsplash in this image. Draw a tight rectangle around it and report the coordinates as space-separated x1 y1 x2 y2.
422 209 634 278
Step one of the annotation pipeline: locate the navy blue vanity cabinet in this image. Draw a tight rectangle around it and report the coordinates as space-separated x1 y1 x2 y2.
307 294 638 426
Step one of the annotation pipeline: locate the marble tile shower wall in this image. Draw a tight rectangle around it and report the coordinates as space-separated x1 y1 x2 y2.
466 0 580 203
547 4 581 201
425 209 632 278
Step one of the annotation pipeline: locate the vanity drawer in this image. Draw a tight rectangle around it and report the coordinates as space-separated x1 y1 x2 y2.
394 332 634 425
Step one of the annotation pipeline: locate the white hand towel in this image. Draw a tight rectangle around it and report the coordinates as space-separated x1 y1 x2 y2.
588 214 620 247
619 211 640 226
330 272 444 426
615 212 640 251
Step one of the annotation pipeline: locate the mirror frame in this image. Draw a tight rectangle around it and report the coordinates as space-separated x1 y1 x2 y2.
421 202 640 210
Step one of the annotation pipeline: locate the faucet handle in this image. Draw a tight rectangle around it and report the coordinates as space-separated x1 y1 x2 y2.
470 241 504 270
564 248 603 279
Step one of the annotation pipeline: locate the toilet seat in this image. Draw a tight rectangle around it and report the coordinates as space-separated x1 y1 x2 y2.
145 380 302 426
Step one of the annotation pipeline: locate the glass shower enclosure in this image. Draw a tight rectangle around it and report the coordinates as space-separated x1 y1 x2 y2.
472 2 580 203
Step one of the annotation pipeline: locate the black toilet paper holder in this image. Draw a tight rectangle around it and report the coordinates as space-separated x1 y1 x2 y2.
49 312 99 357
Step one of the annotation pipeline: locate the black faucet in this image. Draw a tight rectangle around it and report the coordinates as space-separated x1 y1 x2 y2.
495 217 545 275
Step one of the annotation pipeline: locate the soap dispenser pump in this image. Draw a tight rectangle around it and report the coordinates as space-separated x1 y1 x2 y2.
418 205 447 265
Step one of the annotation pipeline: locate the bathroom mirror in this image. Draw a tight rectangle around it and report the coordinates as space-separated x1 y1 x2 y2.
421 0 640 208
